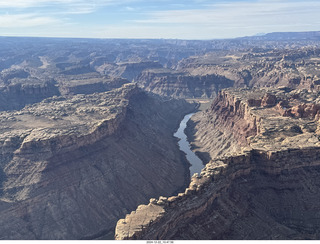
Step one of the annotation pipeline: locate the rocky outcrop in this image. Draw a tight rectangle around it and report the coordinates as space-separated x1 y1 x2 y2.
58 76 129 95
115 87 320 240
115 147 320 240
1 69 30 83
0 83 196 240
59 64 95 75
185 88 262 163
136 69 234 99
98 61 163 82
0 80 60 111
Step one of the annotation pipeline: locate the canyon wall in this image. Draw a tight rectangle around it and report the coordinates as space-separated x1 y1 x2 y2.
0 80 60 111
0 84 195 240
136 70 234 99
186 88 262 163
178 47 320 92
115 87 320 240
58 77 129 96
115 148 320 240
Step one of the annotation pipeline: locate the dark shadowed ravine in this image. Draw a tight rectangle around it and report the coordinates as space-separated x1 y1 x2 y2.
174 113 204 177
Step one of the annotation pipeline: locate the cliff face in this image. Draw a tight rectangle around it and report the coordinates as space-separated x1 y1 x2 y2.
115 148 320 240
178 48 320 91
136 69 234 99
0 80 60 111
58 77 129 95
186 88 262 163
98 61 163 82
0 84 195 240
115 87 320 240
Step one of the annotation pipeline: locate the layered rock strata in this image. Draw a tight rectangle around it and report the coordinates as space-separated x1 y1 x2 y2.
0 83 195 239
98 61 163 81
58 76 129 95
0 80 60 111
178 47 320 91
136 69 234 99
115 87 320 240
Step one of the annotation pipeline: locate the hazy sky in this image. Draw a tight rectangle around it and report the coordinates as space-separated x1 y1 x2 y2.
0 0 319 39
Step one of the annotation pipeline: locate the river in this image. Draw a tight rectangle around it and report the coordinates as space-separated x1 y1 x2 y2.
174 113 204 177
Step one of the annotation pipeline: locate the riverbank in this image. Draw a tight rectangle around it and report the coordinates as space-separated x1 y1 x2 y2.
184 99 213 165
174 113 204 177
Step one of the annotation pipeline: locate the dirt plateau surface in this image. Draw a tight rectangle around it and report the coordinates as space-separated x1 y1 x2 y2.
115 86 320 240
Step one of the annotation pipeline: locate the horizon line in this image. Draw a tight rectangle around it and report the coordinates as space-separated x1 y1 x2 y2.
0 30 319 42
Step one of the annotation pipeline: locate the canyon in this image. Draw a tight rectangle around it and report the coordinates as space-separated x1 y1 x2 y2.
0 83 195 239
0 32 320 240
115 87 320 240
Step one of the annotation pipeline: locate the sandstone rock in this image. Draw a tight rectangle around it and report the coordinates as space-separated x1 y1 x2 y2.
149 198 158 205
116 87 320 240
0 84 196 240
135 69 234 99
247 98 261 107
261 93 277 107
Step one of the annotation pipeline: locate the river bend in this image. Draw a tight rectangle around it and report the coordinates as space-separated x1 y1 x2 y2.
174 113 204 177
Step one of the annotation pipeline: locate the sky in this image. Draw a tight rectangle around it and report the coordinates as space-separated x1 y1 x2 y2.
0 0 319 40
